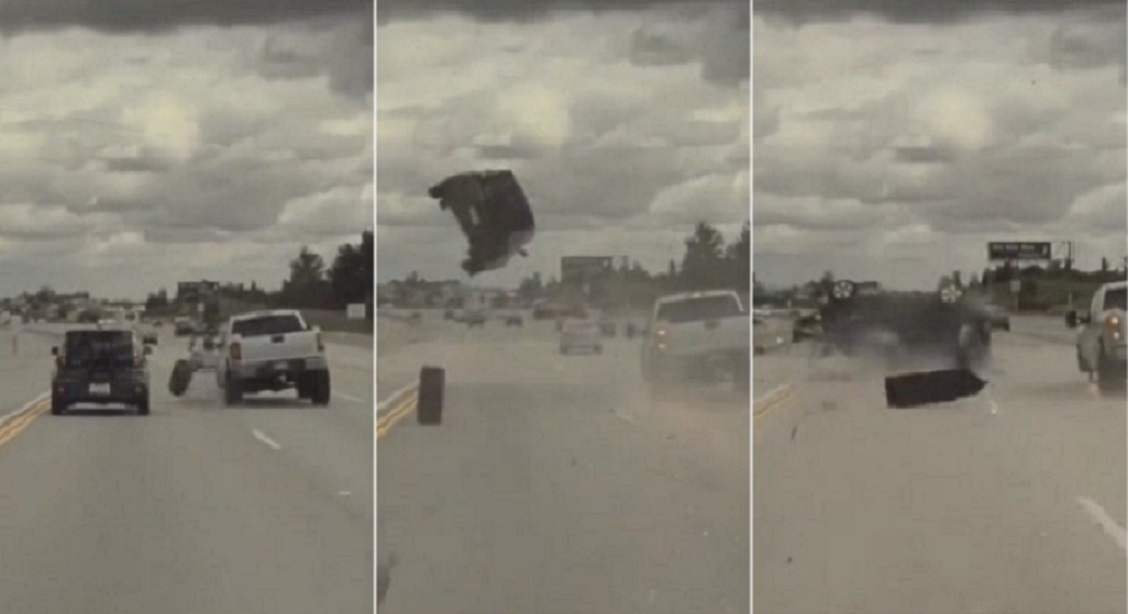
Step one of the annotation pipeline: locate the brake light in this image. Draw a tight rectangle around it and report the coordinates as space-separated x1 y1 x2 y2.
1106 315 1122 340
230 342 242 361
654 327 668 351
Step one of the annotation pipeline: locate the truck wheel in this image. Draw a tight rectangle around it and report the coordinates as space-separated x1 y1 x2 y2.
137 395 150 416
1096 353 1126 395
417 366 444 425
311 371 331 406
51 396 66 416
224 371 244 405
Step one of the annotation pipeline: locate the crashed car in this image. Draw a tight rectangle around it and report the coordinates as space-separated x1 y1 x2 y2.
428 170 535 276
819 280 992 407
819 280 993 370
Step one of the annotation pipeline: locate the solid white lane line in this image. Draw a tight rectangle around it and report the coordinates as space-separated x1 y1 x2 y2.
1076 496 1127 551
335 391 366 404
252 429 283 451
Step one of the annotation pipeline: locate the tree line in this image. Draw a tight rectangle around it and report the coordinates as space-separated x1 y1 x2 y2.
143 229 374 314
516 220 750 310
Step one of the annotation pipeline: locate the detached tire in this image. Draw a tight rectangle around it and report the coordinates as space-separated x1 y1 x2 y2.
51 396 66 416
224 371 244 406
417 366 444 426
168 359 192 397
311 371 331 406
137 395 150 416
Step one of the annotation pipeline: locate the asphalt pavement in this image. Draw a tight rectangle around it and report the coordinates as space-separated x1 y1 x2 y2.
0 325 374 614
377 312 750 613
754 317 1126 614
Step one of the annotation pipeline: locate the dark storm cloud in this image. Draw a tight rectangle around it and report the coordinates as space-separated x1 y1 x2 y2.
628 29 693 66
377 0 742 23
753 0 1124 25
0 0 370 35
893 146 956 164
99 157 173 173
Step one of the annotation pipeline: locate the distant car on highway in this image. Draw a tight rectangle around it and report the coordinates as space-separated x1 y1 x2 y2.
985 303 1010 331
174 317 195 337
463 310 487 327
1067 281 1126 393
560 319 602 355
215 309 331 406
505 314 523 327
641 289 750 392
135 322 159 345
51 328 151 416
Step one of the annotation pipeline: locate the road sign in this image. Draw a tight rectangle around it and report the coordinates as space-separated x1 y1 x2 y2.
561 256 613 284
346 303 367 320
988 242 1051 261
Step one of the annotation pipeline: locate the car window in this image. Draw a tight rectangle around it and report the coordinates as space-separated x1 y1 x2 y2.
232 314 305 336
656 296 742 323
1103 288 1126 312
64 331 135 368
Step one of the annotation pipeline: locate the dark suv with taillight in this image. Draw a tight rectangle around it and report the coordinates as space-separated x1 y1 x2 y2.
51 328 151 415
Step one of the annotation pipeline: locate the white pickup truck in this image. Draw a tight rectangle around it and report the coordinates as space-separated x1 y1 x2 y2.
640 290 750 392
1068 281 1126 393
215 309 331 405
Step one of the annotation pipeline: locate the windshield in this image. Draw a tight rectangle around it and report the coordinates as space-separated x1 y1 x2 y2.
656 296 743 323
64 331 135 368
232 315 305 337
1104 288 1126 311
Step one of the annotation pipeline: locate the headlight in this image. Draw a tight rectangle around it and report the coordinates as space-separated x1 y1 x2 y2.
939 285 962 304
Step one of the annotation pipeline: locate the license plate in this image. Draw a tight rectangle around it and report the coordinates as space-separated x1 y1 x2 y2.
273 361 289 371
89 383 111 395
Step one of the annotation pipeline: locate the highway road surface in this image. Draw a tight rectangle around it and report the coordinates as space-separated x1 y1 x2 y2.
755 316 1126 614
0 324 374 614
377 312 750 613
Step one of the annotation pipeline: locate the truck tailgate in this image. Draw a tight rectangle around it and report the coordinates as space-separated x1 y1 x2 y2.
239 331 320 363
662 316 750 357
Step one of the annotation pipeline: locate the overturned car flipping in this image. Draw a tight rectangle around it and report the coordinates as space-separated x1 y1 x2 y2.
817 279 993 407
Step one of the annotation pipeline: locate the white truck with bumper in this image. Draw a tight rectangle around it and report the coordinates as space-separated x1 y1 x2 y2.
1067 281 1127 393
215 310 331 405
640 290 751 392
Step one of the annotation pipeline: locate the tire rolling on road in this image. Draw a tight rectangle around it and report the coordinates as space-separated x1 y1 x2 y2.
417 366 444 425
169 359 192 397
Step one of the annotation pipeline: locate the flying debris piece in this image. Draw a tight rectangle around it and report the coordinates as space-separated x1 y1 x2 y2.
885 369 987 408
428 170 536 277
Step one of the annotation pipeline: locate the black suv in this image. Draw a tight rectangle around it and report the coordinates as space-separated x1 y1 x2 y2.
51 328 152 416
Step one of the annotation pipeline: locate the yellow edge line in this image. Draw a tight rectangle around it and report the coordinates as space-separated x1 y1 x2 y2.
753 387 794 422
0 400 49 447
377 395 416 429
377 396 418 439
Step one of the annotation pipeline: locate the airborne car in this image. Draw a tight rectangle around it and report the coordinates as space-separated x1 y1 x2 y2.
818 279 993 372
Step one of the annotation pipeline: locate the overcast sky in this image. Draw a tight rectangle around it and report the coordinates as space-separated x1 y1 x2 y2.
0 0 372 301
753 0 1126 290
376 0 749 288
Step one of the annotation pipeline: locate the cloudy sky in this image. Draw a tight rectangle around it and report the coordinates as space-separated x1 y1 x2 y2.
0 0 372 300
753 0 1126 290
376 0 749 287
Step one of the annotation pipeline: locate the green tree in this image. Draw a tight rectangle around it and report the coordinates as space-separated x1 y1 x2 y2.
328 242 368 308
726 221 750 291
283 246 331 308
680 222 726 290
